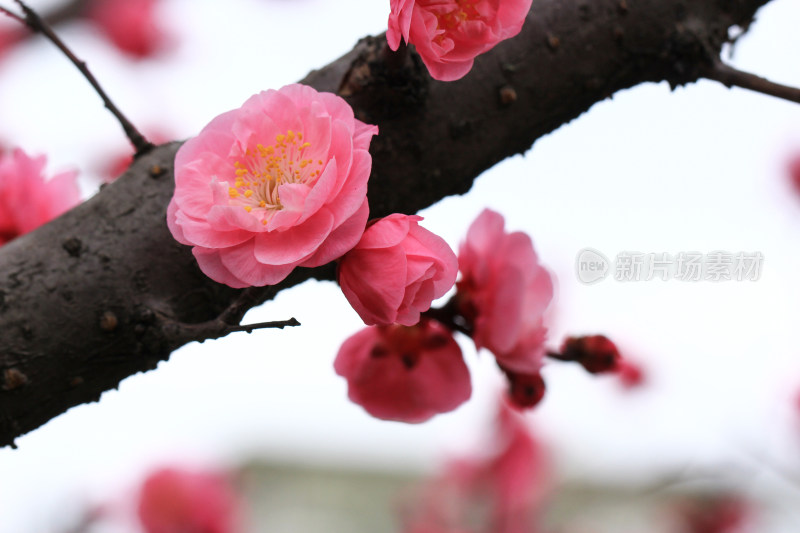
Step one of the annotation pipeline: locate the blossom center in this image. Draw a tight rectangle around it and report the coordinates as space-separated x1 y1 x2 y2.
433 0 482 32
227 130 323 223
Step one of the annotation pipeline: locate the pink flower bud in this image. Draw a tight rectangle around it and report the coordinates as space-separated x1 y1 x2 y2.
334 319 471 423
167 84 378 287
0 148 80 246
338 214 458 326
559 335 621 374
387 0 533 81
503 369 546 409
137 468 240 533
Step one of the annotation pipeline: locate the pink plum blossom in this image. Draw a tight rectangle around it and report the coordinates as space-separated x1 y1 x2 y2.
167 84 378 288
0 148 80 246
456 208 554 373
137 467 240 533
387 0 533 81
334 318 471 423
87 0 169 59
338 214 458 326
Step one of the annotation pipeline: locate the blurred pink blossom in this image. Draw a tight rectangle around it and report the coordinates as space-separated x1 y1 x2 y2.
674 494 751 533
0 148 80 245
167 84 378 287
387 0 533 81
87 0 169 59
402 400 549 532
137 467 240 533
787 152 800 197
334 319 470 422
457 208 554 374
339 214 457 326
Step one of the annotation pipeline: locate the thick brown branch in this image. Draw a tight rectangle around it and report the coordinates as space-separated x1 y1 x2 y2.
0 0 773 447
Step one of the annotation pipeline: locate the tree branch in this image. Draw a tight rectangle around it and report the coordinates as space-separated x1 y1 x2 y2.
0 0 776 447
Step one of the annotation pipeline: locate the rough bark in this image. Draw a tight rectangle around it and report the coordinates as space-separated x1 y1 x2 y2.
0 0 772 447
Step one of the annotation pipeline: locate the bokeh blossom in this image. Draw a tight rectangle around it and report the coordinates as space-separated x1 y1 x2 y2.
787 152 800 197
401 400 549 532
167 84 378 287
673 494 751 533
137 467 240 533
456 208 554 373
339 214 458 326
0 148 80 246
87 0 169 59
334 318 470 423
387 0 533 81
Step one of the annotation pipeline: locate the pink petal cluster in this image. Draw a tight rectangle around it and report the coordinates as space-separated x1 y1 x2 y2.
334 318 471 423
0 148 80 246
401 400 549 532
167 84 378 288
387 0 533 81
87 0 168 59
137 467 240 533
339 214 458 326
457 209 554 373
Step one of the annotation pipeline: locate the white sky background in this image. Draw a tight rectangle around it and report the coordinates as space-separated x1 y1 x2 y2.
1 0 800 531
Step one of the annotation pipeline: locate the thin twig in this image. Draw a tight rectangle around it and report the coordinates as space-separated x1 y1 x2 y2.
225 317 301 333
705 60 800 105
8 0 154 154
169 316 301 344
0 4 23 23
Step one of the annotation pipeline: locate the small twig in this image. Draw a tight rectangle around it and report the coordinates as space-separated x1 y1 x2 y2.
170 316 301 344
6 0 154 154
0 4 23 23
224 317 301 334
705 60 800 105
544 350 572 362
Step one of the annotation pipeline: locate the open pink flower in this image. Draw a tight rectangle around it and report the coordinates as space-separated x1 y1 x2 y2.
387 0 533 81
137 467 240 533
339 214 457 326
0 148 80 245
334 319 471 423
456 209 554 373
87 0 168 59
168 84 378 288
